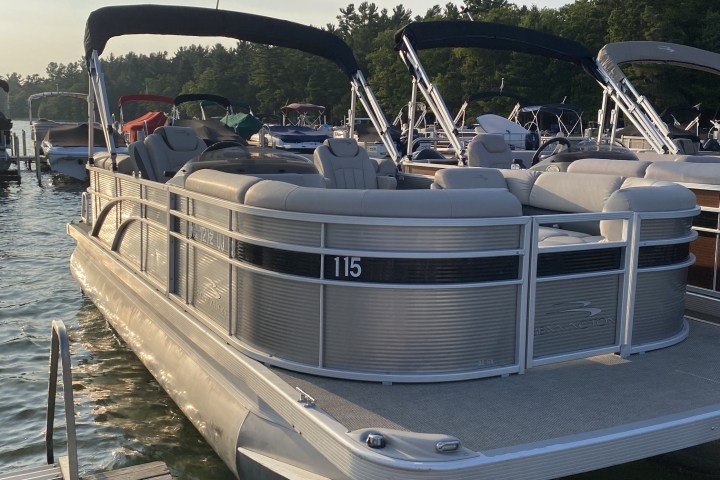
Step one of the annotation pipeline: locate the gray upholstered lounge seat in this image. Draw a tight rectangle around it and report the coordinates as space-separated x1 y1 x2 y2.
313 138 396 189
466 133 514 169
143 126 206 182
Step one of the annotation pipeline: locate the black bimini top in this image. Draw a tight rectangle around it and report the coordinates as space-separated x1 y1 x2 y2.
395 21 601 81
174 93 231 109
0 79 8 93
84 5 360 79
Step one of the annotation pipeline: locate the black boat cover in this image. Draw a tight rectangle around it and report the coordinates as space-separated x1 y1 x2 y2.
84 5 360 78
395 21 601 81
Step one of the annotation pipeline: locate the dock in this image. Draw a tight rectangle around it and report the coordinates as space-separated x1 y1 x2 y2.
0 460 171 480
0 321 173 480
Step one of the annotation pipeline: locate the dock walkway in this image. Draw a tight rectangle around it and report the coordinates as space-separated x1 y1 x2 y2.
0 460 171 480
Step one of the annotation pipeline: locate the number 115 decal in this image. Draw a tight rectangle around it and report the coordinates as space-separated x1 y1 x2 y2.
332 256 362 278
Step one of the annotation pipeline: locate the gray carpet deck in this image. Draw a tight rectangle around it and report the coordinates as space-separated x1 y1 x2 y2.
273 318 720 453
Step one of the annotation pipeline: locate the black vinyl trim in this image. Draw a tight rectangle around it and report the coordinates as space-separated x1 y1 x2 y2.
538 248 622 277
232 240 519 284
638 243 690 268
693 210 719 230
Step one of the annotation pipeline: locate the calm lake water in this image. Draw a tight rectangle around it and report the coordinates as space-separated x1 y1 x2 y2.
0 121 714 479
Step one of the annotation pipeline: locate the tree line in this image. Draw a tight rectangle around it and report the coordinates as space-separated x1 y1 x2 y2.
3 0 720 129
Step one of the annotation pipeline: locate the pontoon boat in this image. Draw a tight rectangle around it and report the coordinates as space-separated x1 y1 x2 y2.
69 7 720 479
29 91 126 181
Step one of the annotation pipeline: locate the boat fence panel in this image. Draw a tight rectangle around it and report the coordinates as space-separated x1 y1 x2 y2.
527 212 632 367
84 168 698 382
630 209 697 352
161 185 532 382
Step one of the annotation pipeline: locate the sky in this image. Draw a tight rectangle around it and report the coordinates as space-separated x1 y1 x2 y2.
5 0 571 78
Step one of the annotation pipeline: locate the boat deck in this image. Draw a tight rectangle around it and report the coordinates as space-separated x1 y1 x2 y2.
273 317 720 454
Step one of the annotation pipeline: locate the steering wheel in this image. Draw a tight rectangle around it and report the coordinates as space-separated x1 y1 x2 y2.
531 136 572 166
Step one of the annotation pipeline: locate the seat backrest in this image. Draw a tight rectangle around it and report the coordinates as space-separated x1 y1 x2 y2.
313 138 380 189
466 133 513 168
567 158 651 178
673 137 700 155
431 167 507 189
128 141 152 179
144 126 206 182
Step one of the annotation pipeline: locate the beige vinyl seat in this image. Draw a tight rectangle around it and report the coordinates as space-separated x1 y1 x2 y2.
313 137 396 189
466 133 514 169
143 126 207 182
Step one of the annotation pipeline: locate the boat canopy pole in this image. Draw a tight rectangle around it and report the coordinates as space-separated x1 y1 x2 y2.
350 70 401 163
398 35 465 163
593 64 677 154
88 50 120 170
349 82 357 138
406 80 418 159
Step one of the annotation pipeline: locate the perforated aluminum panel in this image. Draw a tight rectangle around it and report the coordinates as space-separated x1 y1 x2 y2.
235 213 321 247
144 224 168 286
533 275 620 358
323 284 519 372
632 268 687 344
639 217 693 241
326 224 522 251
235 271 321 364
188 248 230 328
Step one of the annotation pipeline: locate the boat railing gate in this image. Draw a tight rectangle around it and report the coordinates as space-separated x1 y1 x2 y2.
46 320 79 480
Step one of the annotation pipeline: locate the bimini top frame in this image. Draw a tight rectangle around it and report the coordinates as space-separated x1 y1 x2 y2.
597 41 720 154
394 21 679 160
28 91 89 124
83 5 400 168
394 20 603 162
453 90 530 127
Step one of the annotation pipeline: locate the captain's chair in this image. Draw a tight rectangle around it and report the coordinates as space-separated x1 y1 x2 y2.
313 138 396 189
143 126 206 182
466 133 513 169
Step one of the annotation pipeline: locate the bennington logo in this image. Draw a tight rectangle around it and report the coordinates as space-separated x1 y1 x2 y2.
552 300 602 317
658 45 675 53
535 300 615 336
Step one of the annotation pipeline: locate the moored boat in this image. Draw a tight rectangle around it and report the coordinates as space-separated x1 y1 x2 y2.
29 91 127 181
0 79 13 174
69 6 720 479
117 93 174 142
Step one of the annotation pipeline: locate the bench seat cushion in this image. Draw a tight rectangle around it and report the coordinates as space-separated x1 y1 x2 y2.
244 180 523 218
538 226 605 246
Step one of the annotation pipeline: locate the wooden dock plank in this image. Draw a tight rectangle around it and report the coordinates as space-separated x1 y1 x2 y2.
0 463 62 480
81 462 171 480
